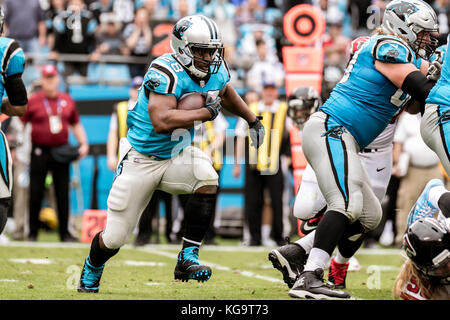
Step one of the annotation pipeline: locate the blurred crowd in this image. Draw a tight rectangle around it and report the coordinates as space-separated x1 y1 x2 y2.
0 0 449 248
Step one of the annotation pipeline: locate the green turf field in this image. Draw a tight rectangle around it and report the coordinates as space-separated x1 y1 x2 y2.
0 232 405 300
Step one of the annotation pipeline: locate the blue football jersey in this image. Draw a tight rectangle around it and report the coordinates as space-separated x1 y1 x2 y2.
319 34 422 149
126 53 231 159
426 38 449 111
0 37 25 112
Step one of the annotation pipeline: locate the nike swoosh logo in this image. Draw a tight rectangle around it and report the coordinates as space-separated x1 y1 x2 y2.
302 222 317 231
376 167 386 172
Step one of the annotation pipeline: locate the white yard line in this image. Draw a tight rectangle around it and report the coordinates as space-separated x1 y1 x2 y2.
137 248 285 284
1 241 402 255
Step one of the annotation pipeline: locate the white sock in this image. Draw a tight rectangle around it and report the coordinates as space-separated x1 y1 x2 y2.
295 230 315 254
304 248 330 272
334 249 350 264
428 186 447 209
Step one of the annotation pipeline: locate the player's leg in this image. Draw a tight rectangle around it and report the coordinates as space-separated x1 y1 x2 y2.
421 103 450 175
0 131 13 235
78 146 164 293
291 112 383 299
159 146 219 282
268 164 325 287
292 164 327 234
328 147 392 289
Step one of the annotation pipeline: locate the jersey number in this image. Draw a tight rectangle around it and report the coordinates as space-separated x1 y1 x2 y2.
390 89 410 108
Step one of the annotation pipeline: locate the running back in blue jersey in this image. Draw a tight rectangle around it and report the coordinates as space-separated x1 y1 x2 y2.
126 53 230 159
426 37 449 111
319 34 422 149
0 37 25 110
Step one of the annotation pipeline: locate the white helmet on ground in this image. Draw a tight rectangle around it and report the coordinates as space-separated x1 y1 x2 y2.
170 15 224 78
382 0 439 59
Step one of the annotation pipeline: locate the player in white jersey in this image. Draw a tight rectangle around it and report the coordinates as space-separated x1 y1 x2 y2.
77 15 265 293
393 216 450 300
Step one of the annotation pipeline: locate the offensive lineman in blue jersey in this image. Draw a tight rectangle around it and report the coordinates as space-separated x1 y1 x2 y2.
288 0 442 300
78 15 265 293
421 40 450 174
0 6 28 235
402 40 450 239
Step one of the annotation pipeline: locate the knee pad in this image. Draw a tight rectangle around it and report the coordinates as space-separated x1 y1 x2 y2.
293 192 322 220
101 226 129 249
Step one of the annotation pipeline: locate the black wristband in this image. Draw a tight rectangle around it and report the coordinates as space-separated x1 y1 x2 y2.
401 70 435 106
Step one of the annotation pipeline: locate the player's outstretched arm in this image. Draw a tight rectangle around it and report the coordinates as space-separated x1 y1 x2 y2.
148 91 211 134
219 83 257 124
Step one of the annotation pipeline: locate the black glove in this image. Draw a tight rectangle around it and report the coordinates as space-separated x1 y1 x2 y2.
248 116 265 148
202 93 222 121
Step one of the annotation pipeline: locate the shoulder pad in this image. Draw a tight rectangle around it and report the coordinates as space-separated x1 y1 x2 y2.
372 36 415 63
0 40 25 77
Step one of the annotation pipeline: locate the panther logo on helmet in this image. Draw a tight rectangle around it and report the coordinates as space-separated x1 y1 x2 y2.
390 1 418 16
173 20 192 41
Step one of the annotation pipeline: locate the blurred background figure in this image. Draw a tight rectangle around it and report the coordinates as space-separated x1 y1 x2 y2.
3 0 46 53
122 7 152 78
51 0 98 80
234 80 290 246
20 64 89 242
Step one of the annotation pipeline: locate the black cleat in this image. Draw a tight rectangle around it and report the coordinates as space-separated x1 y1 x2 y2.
174 246 212 282
289 269 351 300
268 242 308 288
78 257 104 293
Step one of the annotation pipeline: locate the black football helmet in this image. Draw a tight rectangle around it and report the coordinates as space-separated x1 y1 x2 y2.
403 218 450 285
287 86 322 129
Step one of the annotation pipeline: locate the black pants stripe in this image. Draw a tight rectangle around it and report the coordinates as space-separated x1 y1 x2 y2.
28 145 70 240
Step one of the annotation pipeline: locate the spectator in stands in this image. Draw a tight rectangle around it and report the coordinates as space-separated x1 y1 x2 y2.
322 19 351 67
123 7 152 78
93 13 128 57
202 0 237 47
113 0 140 26
234 80 289 246
168 0 198 20
433 0 450 45
43 0 66 51
246 39 284 93
347 0 373 37
393 112 444 246
89 0 114 26
238 24 278 71
234 0 266 25
20 64 89 242
51 0 98 79
140 0 169 20
3 0 46 53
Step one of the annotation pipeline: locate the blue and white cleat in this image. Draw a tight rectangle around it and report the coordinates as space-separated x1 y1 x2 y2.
78 256 105 293
406 179 444 227
174 246 212 282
